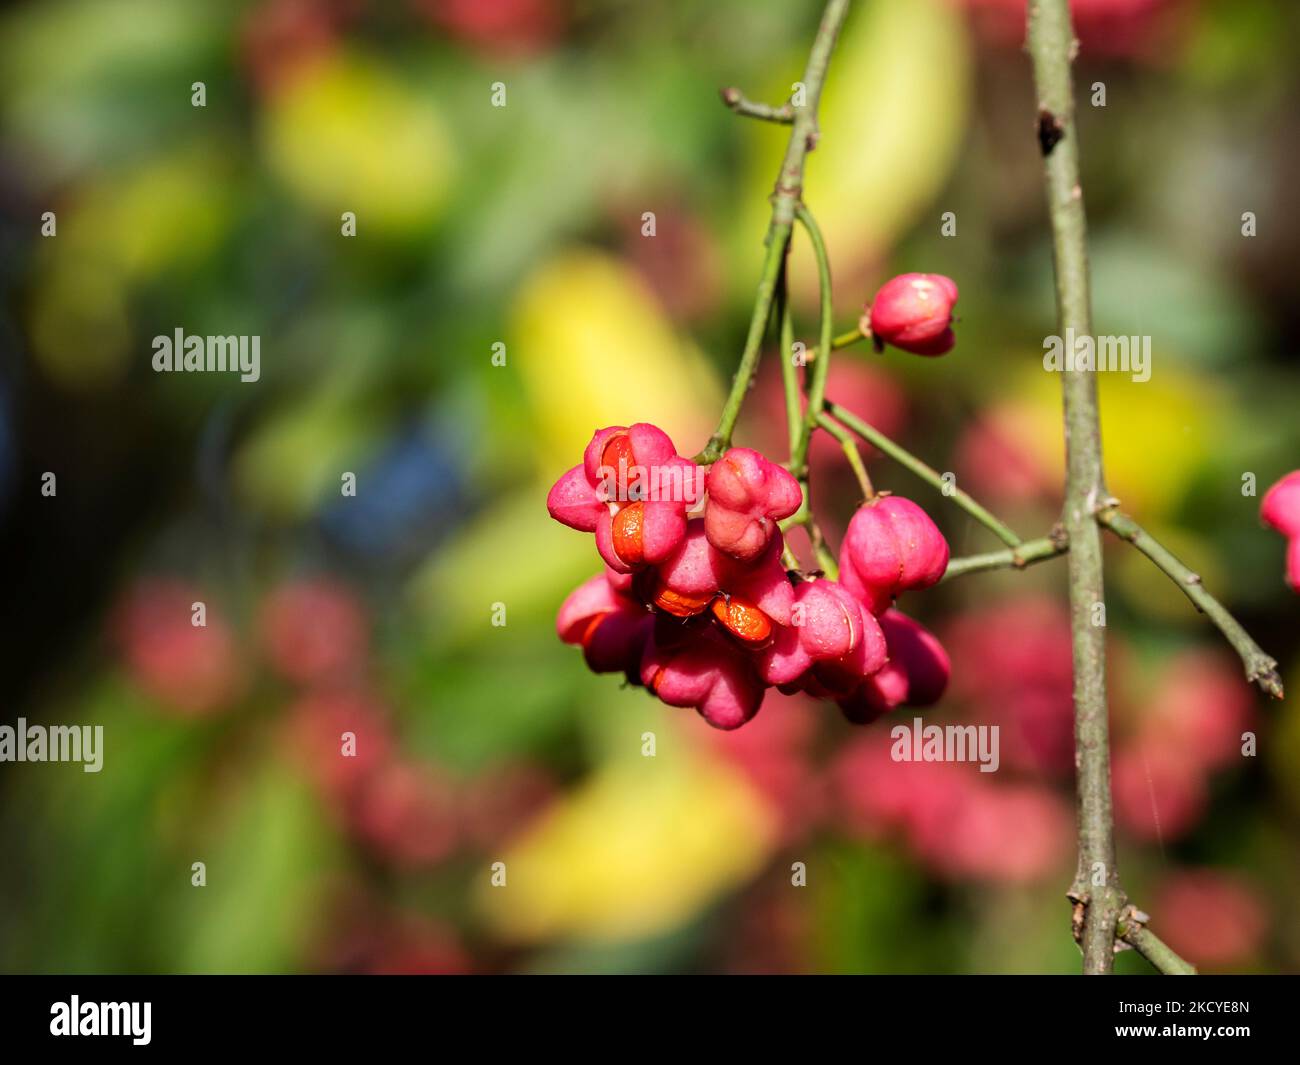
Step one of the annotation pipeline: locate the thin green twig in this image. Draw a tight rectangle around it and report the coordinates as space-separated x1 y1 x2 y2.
695 0 851 465
825 401 1023 548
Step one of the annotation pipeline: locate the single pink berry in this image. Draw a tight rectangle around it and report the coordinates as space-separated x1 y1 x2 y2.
838 495 950 615
640 624 765 730
556 572 653 680
758 579 872 687
547 423 701 573
844 610 950 721
778 594 889 703
704 447 802 562
546 463 604 532
1260 470 1300 537
867 273 958 356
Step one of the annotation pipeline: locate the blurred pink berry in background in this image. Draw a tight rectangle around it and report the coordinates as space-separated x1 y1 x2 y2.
348 760 459 869
457 761 558 849
832 734 1070 884
288 690 394 800
1152 869 1269 968
708 691 826 843
1143 650 1255 772
618 200 725 322
365 914 472 974
414 0 563 55
112 579 245 716
260 577 369 687
1112 649 1255 842
958 0 1187 60
241 0 356 95
927 781 1072 883
321 892 471 974
944 596 1075 776
954 408 1060 506
1111 736 1207 842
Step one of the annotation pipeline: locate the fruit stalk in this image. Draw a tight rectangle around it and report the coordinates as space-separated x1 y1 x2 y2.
696 0 852 465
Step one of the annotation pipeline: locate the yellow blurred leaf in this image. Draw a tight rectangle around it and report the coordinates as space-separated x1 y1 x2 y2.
510 248 721 474
27 146 233 389
74 148 233 280
28 262 131 389
477 744 777 944
261 53 455 233
993 360 1226 520
411 485 602 648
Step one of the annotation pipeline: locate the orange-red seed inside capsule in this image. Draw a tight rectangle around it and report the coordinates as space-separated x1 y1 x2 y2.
611 501 646 565
601 434 637 498
711 595 772 644
652 583 713 618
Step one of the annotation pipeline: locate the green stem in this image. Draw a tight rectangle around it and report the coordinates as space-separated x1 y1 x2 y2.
1028 0 1121 975
824 326 868 355
1097 506 1284 698
695 232 789 464
792 202 834 475
695 0 852 465
941 531 1068 582
816 413 874 500
778 266 802 458
1118 920 1197 976
776 202 841 577
824 401 1023 548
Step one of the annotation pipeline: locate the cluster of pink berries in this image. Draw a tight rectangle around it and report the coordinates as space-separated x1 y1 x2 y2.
547 423 952 730
1261 470 1300 591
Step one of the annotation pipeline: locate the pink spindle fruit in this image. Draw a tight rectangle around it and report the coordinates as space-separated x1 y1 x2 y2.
839 496 950 615
866 273 959 356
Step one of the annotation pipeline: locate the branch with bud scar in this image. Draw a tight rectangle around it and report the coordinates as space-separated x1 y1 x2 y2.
1096 503 1284 699
719 87 795 124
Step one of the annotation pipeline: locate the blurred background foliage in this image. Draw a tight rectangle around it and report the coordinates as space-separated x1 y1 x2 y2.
1 0 1298 974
